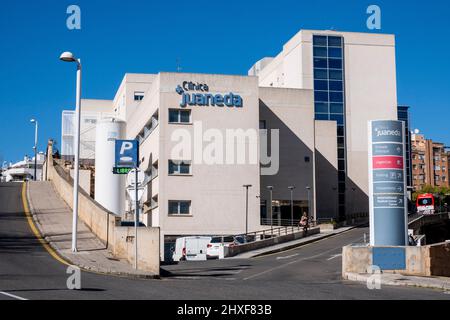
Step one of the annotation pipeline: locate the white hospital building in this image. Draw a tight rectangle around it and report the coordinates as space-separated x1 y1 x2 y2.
61 29 401 258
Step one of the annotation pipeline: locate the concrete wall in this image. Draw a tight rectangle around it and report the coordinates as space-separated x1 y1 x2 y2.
44 140 160 274
69 169 91 195
259 87 314 214
228 227 320 257
342 243 450 277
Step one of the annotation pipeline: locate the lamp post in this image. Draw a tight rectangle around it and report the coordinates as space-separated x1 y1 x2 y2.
30 119 38 181
306 186 311 223
243 185 252 236
288 186 295 226
60 51 82 253
267 186 273 235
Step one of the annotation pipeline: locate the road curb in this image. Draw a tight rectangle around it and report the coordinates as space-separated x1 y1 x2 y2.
24 182 160 280
344 272 450 291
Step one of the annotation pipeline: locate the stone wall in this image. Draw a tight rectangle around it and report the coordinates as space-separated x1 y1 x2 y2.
43 140 160 274
342 242 450 278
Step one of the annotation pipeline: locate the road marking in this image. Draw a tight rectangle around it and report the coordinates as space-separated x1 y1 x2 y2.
276 253 299 260
0 291 28 301
21 182 70 266
254 227 364 259
244 245 344 281
327 254 342 261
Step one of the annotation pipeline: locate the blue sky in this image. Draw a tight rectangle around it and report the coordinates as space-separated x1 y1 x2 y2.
0 0 449 163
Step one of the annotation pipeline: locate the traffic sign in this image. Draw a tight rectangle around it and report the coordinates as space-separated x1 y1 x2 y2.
115 140 139 168
127 186 145 202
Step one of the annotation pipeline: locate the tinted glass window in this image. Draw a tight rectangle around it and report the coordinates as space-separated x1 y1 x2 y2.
328 36 342 47
329 92 343 103
337 137 345 148
168 161 177 174
315 113 329 121
180 162 190 174
329 80 343 91
314 91 328 102
180 110 191 123
314 80 328 91
314 58 328 68
338 159 345 170
169 110 179 123
330 103 344 113
315 102 329 113
313 36 327 46
418 198 433 206
328 47 342 58
314 69 328 80
168 201 178 214
329 70 342 80
338 148 345 159
337 126 345 136
313 47 327 57
211 237 222 243
179 201 190 214
330 114 344 125
328 59 342 69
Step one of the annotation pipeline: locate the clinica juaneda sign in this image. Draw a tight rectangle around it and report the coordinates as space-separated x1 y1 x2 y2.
176 81 243 108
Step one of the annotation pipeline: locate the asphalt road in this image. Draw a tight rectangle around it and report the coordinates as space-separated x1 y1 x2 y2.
0 182 449 300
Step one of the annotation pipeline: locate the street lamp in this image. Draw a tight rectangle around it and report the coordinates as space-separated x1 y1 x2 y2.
60 51 82 253
288 186 296 226
243 185 252 236
306 186 311 223
30 119 38 181
267 186 273 234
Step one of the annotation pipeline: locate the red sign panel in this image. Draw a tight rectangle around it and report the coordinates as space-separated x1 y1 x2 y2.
372 156 404 170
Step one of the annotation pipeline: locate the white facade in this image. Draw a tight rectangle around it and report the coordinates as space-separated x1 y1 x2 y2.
1 153 45 182
61 99 114 161
63 29 401 259
250 29 398 219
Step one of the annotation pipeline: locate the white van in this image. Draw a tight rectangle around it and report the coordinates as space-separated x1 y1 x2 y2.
172 236 212 262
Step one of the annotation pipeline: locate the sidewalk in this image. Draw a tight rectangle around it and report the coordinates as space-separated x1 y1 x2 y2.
228 226 357 259
26 181 156 278
345 272 450 291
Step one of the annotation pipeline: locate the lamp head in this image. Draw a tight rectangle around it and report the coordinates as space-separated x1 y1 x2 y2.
59 51 77 62
30 119 36 123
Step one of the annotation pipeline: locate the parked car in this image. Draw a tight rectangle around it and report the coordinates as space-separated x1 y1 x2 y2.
206 236 239 259
172 236 212 262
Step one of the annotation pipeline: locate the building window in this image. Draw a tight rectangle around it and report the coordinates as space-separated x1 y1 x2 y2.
168 201 191 215
259 120 266 129
134 92 145 101
168 160 191 175
169 109 191 124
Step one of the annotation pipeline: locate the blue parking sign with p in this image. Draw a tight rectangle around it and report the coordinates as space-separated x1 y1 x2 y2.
115 140 139 168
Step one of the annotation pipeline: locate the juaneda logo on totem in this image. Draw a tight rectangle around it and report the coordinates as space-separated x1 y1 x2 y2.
176 81 243 108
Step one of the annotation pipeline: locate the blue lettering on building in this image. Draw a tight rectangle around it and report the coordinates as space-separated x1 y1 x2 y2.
176 81 243 108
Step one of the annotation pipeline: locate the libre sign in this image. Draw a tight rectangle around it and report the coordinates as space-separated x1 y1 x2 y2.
368 120 407 246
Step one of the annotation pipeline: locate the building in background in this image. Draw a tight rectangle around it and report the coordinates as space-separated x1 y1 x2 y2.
398 106 413 188
250 30 398 221
61 99 114 164
411 131 449 190
60 29 403 259
1 154 45 182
